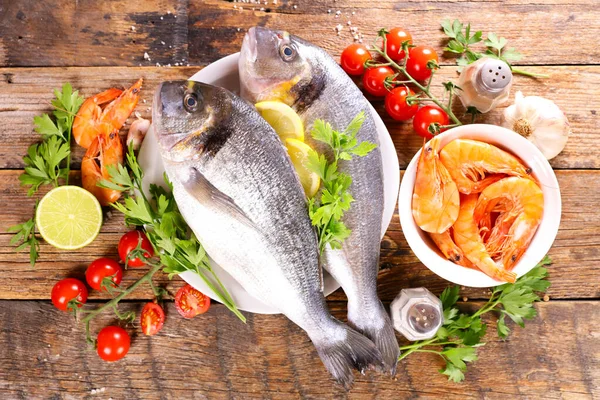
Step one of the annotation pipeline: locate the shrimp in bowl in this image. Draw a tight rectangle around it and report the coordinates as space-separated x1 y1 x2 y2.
400 124 558 286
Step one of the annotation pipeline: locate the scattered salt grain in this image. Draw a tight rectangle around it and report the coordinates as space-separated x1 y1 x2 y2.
90 388 106 395
161 40 166 45
336 10 341 15
260 7 265 11
174 15 177 18
352 11 355 15
131 26 135 32
160 16 164 20
347 21 351 25
143 52 151 61
327 9 331 13
293 4 297 9
167 10 172 14
234 4 237 8
273 0 278 4
156 62 161 67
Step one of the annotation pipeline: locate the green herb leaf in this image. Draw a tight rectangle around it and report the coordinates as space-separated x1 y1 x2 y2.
33 114 64 139
7 205 40 267
497 312 510 339
440 286 460 309
441 361 465 383
443 346 478 370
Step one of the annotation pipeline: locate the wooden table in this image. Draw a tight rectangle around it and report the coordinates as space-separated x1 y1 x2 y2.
1 1 599 398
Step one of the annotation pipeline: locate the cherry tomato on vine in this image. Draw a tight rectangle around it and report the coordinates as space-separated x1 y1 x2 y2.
97 326 130 362
362 66 395 97
51 278 88 311
385 28 412 61
405 46 438 81
413 106 450 139
85 258 123 291
175 284 211 319
118 230 154 268
140 302 165 336
385 86 418 121
340 43 372 76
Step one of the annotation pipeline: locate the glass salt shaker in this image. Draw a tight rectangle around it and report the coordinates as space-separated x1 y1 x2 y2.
456 57 513 113
390 287 443 341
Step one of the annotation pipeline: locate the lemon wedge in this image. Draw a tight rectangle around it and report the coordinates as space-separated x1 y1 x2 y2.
36 186 103 250
256 101 305 142
285 139 321 198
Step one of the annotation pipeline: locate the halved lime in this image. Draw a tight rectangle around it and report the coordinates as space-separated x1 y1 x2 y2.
36 186 103 250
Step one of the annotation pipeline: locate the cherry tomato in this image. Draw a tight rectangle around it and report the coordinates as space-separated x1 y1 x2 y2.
118 230 154 268
413 106 450 139
97 326 130 362
386 28 412 61
51 278 88 311
362 66 395 97
85 258 123 291
175 284 211 319
340 44 372 76
405 46 439 81
140 302 165 336
385 86 418 121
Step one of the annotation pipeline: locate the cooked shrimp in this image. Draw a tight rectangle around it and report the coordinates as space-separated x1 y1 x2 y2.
453 194 517 283
73 88 123 149
429 230 477 269
439 139 531 194
73 78 143 149
412 137 460 233
81 131 124 206
473 177 544 270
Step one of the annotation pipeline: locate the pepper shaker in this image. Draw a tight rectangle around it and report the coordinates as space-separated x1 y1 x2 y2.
390 287 443 341
456 57 513 113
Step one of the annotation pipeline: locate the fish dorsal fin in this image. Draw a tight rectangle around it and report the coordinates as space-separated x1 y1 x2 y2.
181 167 259 231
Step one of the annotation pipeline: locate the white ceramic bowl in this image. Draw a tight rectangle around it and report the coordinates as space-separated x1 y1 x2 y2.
398 124 561 287
138 53 400 313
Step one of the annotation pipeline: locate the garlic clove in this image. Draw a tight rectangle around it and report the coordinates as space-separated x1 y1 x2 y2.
126 115 151 151
502 91 570 160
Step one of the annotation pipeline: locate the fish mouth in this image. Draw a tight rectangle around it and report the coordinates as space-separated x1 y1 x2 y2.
242 27 258 63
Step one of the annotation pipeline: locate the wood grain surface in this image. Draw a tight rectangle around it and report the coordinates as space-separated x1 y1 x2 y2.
0 0 599 398
0 301 598 399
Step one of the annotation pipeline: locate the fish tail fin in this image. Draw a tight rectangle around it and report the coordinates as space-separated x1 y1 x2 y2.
348 299 399 376
311 320 384 389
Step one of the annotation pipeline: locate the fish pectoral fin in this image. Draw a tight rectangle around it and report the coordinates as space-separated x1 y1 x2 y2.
181 167 259 231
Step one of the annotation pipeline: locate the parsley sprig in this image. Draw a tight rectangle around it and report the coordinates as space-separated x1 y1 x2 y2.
399 256 552 382
8 83 84 266
306 112 377 253
441 19 548 78
99 146 245 322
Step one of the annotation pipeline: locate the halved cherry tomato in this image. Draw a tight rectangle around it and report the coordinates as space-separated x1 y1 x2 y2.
385 86 418 121
97 326 130 362
386 28 412 61
413 106 450 139
140 302 165 336
118 230 154 268
362 66 395 97
405 46 439 81
340 44 372 76
175 284 210 319
86 258 123 291
51 278 88 311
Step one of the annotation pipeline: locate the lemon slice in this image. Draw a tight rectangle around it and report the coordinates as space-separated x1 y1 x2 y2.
256 101 305 142
36 186 103 250
285 139 321 198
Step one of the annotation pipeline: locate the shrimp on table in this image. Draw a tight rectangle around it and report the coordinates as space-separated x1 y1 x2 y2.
453 193 517 283
439 139 531 194
412 136 460 234
473 177 544 270
81 130 124 206
73 78 143 149
429 230 477 269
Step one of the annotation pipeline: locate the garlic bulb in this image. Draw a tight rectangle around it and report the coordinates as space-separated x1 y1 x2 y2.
502 91 570 160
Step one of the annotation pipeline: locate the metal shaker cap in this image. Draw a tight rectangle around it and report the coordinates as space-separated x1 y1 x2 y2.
390 287 443 341
478 59 513 92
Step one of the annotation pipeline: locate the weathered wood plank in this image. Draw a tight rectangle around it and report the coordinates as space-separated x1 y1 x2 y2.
2 169 599 300
0 66 597 170
0 301 597 399
1 0 599 67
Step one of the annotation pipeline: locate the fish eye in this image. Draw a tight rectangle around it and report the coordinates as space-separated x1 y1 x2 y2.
183 93 198 112
280 44 296 61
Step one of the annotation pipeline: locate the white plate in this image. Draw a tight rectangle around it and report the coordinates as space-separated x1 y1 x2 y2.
139 53 400 313
398 124 561 287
